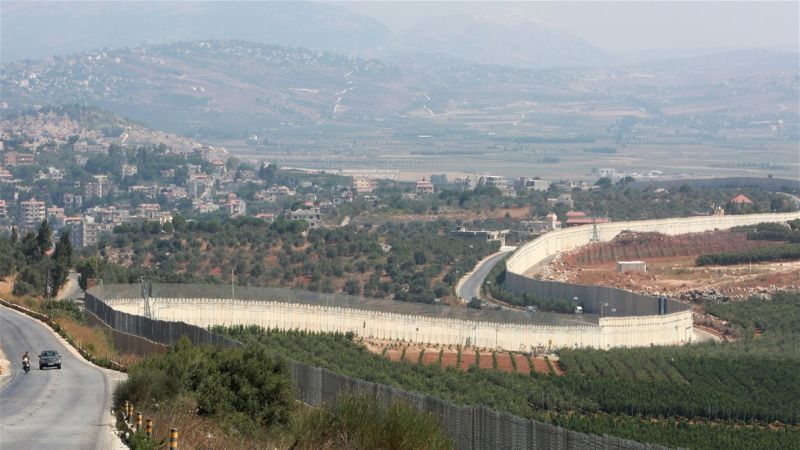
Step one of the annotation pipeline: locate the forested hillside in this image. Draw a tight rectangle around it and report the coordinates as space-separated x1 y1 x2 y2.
82 217 498 303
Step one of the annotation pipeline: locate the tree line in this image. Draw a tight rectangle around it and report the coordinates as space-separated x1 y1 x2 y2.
1 220 73 298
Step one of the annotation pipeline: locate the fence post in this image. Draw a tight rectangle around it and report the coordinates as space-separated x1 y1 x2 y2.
169 428 178 449
145 419 152 437
135 411 142 432
123 400 129 420
127 403 134 424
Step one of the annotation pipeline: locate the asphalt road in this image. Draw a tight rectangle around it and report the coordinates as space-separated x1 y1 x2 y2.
457 248 515 302
0 306 121 449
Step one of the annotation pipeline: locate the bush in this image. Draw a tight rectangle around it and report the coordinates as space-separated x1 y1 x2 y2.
114 337 294 433
291 394 453 450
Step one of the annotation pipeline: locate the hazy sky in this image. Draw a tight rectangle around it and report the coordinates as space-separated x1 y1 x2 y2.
338 1 800 52
1 1 797 63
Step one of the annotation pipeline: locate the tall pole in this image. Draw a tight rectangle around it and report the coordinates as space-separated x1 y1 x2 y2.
231 269 235 299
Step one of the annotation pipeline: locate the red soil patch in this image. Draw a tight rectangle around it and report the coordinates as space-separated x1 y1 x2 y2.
363 339 565 376
440 353 459 369
513 354 531 374
385 349 402 362
404 348 421 364
459 353 477 370
422 350 441 366
531 357 551 374
495 353 515 372
479 352 495 370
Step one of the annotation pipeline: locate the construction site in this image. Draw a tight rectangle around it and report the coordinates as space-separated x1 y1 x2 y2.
537 229 799 302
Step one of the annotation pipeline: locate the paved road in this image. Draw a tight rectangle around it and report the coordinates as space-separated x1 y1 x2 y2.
0 306 121 449
457 247 516 302
56 272 82 300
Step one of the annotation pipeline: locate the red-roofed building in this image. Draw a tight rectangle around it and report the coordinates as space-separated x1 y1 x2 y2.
564 211 609 227
565 217 610 227
731 194 753 204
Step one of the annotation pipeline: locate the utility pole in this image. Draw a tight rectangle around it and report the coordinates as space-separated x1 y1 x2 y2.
231 269 235 300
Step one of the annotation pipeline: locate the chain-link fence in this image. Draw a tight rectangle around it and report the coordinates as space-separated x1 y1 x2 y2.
85 288 677 450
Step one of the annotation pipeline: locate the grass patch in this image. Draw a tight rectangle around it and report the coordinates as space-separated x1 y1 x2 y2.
291 394 453 450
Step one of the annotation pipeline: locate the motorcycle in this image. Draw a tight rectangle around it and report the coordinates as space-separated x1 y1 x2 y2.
22 358 30 374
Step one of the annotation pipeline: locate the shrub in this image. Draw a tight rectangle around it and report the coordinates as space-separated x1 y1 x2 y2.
291 394 454 450
114 337 293 433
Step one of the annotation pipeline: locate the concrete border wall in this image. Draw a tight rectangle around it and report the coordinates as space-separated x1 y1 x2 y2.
81 291 673 450
105 296 689 350
503 212 800 346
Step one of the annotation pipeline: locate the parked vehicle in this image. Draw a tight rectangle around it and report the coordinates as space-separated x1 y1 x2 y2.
39 350 62 370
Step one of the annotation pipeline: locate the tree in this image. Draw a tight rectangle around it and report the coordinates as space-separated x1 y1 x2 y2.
36 219 52 260
76 257 98 291
468 297 482 309
172 213 187 232
344 278 361 296
20 230 38 263
51 231 73 294
595 177 613 189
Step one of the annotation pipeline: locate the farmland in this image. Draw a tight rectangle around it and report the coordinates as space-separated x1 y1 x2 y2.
218 290 800 449
362 339 557 376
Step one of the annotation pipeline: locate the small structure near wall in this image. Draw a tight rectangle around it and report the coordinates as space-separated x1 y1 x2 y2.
617 261 647 273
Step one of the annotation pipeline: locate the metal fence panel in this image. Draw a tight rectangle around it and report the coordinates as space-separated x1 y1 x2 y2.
84 291 676 450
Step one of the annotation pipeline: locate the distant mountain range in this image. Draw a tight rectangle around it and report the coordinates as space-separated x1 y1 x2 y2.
386 15 611 69
1 40 796 140
2 2 611 70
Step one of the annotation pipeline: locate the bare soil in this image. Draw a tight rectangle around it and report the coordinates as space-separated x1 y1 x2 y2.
361 338 556 376
540 230 799 299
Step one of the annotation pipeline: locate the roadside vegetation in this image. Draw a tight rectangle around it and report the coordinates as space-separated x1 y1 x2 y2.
115 337 453 450
0 224 131 367
0 220 73 298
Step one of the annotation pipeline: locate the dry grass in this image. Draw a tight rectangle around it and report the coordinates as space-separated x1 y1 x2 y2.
57 316 118 359
126 396 293 450
1 279 138 366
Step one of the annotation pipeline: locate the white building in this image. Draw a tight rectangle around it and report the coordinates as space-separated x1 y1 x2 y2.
288 206 322 228
19 197 46 227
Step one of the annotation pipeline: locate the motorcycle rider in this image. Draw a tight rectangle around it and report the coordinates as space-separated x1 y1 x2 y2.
22 351 30 371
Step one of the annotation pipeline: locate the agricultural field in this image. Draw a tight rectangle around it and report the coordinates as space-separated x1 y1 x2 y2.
361 339 558 376
219 291 800 449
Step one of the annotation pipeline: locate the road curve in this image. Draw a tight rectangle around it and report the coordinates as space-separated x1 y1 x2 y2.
457 247 515 302
0 306 122 449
